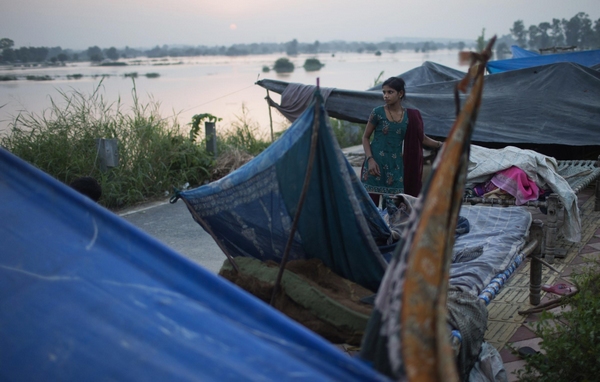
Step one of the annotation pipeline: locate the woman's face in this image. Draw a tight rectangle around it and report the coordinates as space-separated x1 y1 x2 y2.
382 85 403 104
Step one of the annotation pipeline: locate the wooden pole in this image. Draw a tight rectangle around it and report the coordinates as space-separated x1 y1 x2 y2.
529 220 544 305
267 90 274 142
205 121 217 157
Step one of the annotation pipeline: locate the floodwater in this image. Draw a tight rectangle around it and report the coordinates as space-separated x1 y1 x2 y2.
0 50 465 136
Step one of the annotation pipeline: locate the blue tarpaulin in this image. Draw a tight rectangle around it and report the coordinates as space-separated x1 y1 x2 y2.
487 48 600 73
0 147 389 381
509 45 539 58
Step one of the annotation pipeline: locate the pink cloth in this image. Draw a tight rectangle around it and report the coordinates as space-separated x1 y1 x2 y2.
490 166 540 205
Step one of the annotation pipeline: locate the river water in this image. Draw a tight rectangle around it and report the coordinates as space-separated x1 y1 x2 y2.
0 50 465 136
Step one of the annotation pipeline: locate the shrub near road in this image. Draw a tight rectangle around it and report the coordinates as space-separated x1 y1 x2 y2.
1 81 213 209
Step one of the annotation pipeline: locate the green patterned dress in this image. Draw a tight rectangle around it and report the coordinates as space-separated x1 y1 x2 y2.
361 106 408 195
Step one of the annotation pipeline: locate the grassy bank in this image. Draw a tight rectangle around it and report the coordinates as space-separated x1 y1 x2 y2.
1 81 218 209
0 81 364 209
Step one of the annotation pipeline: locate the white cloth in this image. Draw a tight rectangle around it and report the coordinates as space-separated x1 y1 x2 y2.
465 145 580 242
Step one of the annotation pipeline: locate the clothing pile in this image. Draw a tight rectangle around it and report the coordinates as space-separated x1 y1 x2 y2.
465 145 581 242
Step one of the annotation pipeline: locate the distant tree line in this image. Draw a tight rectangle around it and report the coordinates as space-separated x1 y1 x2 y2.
510 12 600 50
0 36 474 65
1 12 598 66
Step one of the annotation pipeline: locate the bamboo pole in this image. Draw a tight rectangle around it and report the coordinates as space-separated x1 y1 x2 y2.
267 90 274 142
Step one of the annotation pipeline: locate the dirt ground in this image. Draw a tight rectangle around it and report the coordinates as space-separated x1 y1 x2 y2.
219 258 375 345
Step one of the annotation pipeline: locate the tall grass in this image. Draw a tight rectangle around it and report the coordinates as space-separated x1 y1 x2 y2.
1 82 363 210
217 105 272 156
1 80 213 209
329 118 365 148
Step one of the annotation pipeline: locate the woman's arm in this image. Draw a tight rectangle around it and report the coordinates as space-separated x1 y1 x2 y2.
362 121 380 176
422 134 443 149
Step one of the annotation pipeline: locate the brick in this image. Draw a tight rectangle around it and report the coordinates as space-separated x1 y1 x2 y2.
508 325 537 342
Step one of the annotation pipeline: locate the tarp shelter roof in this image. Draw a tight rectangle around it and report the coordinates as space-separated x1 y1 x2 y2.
0 147 389 382
257 61 600 146
487 48 600 73
367 61 466 89
510 45 540 58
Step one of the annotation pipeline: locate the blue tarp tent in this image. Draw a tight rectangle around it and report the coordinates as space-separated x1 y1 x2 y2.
510 45 539 58
0 147 389 381
487 48 600 73
177 93 391 292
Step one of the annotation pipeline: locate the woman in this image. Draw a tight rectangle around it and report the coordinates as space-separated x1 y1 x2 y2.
361 77 442 205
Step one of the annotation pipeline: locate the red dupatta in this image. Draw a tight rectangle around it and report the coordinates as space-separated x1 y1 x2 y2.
403 109 424 197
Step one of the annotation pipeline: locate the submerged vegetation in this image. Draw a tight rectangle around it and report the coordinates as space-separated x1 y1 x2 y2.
273 57 294 73
303 58 324 72
25 75 53 81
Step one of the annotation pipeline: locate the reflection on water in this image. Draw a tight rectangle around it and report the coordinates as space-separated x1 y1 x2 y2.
0 50 465 136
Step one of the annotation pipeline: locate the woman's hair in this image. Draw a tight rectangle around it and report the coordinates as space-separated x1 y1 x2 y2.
382 77 406 100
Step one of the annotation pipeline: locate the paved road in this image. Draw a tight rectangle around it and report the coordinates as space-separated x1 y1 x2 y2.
119 199 226 274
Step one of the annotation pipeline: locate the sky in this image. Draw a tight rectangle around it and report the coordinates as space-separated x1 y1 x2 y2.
3 0 599 50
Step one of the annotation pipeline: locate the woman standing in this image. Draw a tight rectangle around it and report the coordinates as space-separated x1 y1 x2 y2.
361 77 442 205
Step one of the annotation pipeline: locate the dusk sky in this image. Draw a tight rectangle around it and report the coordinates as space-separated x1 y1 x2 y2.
3 0 599 50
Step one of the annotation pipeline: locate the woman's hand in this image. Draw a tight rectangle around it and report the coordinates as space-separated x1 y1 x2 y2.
368 157 381 177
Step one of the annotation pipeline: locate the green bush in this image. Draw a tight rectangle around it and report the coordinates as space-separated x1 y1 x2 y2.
273 57 294 73
0 80 213 209
303 58 324 72
218 105 271 156
25 75 53 81
516 263 600 381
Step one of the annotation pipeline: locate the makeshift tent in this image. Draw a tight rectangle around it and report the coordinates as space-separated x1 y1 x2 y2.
176 92 390 292
0 147 389 382
257 61 600 146
181 59 529 380
487 48 600 73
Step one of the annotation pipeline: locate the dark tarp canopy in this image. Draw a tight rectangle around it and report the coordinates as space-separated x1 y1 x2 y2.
367 61 466 89
257 61 600 147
